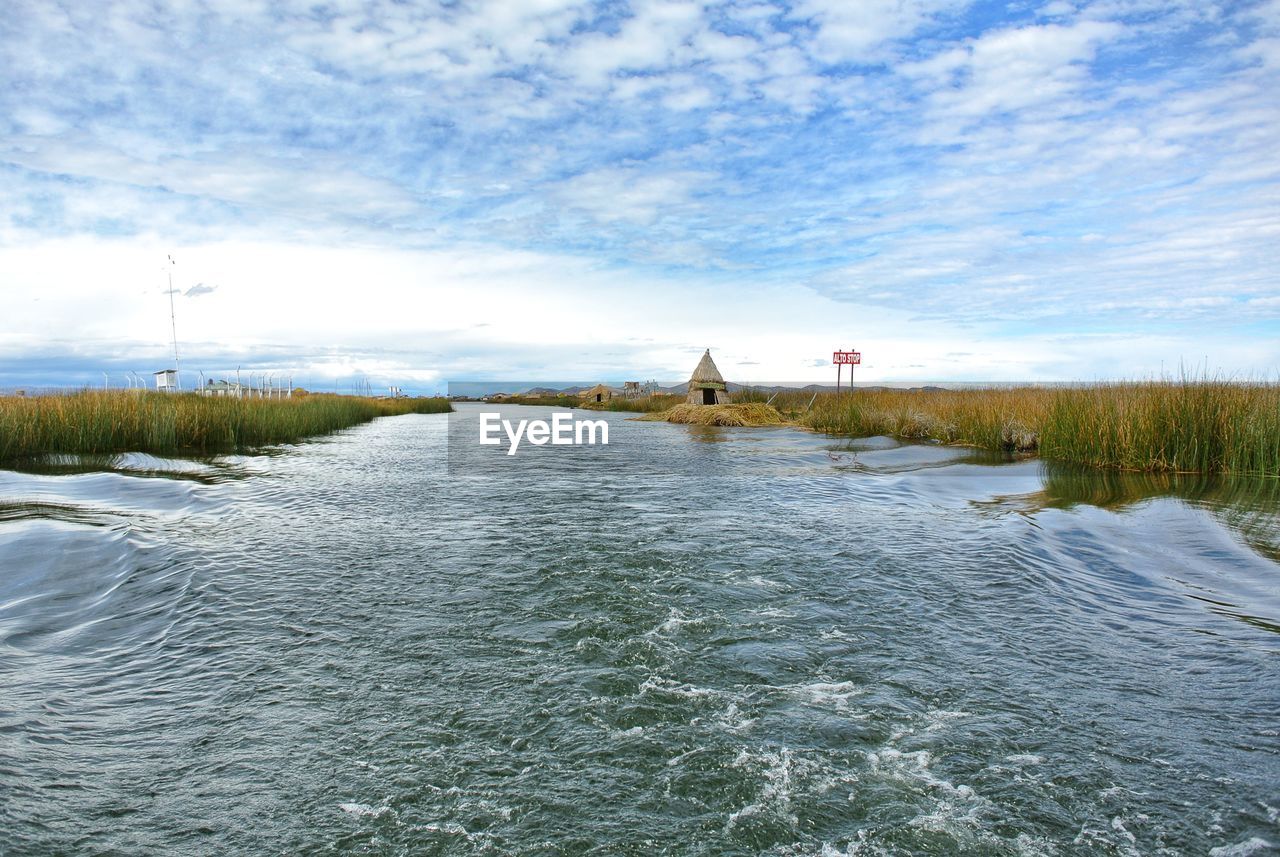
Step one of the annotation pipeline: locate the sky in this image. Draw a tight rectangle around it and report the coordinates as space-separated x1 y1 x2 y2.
1 0 1278 392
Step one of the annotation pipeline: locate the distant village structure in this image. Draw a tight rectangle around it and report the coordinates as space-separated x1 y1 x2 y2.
202 380 240 397
146 369 294 398
688 349 728 405
153 369 178 393
580 383 615 403
577 381 649 402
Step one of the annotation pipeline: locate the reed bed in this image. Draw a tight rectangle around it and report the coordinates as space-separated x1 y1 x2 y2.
600 394 684 413
803 387 1042 451
506 395 585 408
501 394 679 411
0 391 451 461
1039 382 1280 474
800 381 1280 475
644 403 786 427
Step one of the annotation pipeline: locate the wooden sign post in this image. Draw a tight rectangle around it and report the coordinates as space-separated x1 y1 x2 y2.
833 349 861 395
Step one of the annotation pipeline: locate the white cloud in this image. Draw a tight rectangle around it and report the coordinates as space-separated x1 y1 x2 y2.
904 19 1123 122
553 165 712 226
1 0 1278 384
792 0 965 63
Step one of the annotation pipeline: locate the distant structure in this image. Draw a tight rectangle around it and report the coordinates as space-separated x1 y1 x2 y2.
622 381 643 399
153 369 178 393
169 374 294 398
201 379 242 397
687 349 728 405
165 254 182 391
580 383 616 403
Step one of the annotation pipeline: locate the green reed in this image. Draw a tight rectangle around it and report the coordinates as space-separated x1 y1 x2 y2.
505 395 587 408
0 391 451 462
801 381 1279 476
1039 381 1280 474
498 393 679 412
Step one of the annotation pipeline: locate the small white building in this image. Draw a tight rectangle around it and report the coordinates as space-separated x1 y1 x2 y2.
153 369 179 393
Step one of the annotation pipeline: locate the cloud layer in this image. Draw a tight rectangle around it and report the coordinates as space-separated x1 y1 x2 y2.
1 0 1278 386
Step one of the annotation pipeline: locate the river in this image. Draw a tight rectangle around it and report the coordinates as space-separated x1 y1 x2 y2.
1 404 1277 855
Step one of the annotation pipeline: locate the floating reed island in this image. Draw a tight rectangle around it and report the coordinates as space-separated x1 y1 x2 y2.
640 402 786 427
0 391 451 462
645 380 1280 477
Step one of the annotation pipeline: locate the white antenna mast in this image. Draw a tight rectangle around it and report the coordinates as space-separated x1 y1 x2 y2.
167 254 181 390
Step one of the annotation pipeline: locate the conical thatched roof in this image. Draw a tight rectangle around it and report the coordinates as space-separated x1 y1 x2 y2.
689 349 725 384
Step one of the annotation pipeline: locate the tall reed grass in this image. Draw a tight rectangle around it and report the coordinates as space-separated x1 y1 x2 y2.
502 392 682 412
499 393 679 411
506 395 585 408
1039 382 1280 474
0 391 451 461
803 387 1042 451
800 381 1279 475
600 394 683 413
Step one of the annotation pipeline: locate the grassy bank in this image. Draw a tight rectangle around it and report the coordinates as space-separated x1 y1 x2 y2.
641 402 786 427
597 394 683 413
0 391 451 462
502 393 683 412
798 381 1279 476
503 395 585 408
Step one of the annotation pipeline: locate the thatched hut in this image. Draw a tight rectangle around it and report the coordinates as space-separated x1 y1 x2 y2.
687 349 728 405
581 383 616 403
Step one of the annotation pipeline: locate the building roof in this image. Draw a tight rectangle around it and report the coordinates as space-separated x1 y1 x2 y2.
689 349 725 384
580 383 618 396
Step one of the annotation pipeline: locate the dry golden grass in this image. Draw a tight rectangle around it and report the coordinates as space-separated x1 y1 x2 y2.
802 387 1043 451
643 402 787 427
601 394 684 413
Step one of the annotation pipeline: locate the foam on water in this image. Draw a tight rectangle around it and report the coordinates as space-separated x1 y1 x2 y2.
339 802 392 818
1210 837 1275 856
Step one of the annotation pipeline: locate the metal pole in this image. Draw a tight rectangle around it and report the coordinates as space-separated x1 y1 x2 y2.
167 255 181 390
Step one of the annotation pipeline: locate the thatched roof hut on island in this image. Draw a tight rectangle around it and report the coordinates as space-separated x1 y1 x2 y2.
688 349 728 405
581 383 616 403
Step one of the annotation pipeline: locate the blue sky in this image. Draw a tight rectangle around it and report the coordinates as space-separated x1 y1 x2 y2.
1 0 1277 391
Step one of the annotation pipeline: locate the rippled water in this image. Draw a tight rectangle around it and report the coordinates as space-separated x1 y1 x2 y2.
2 404 1277 855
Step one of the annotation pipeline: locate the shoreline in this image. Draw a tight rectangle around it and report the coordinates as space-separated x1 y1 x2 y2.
0 391 452 464
629 382 1280 478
